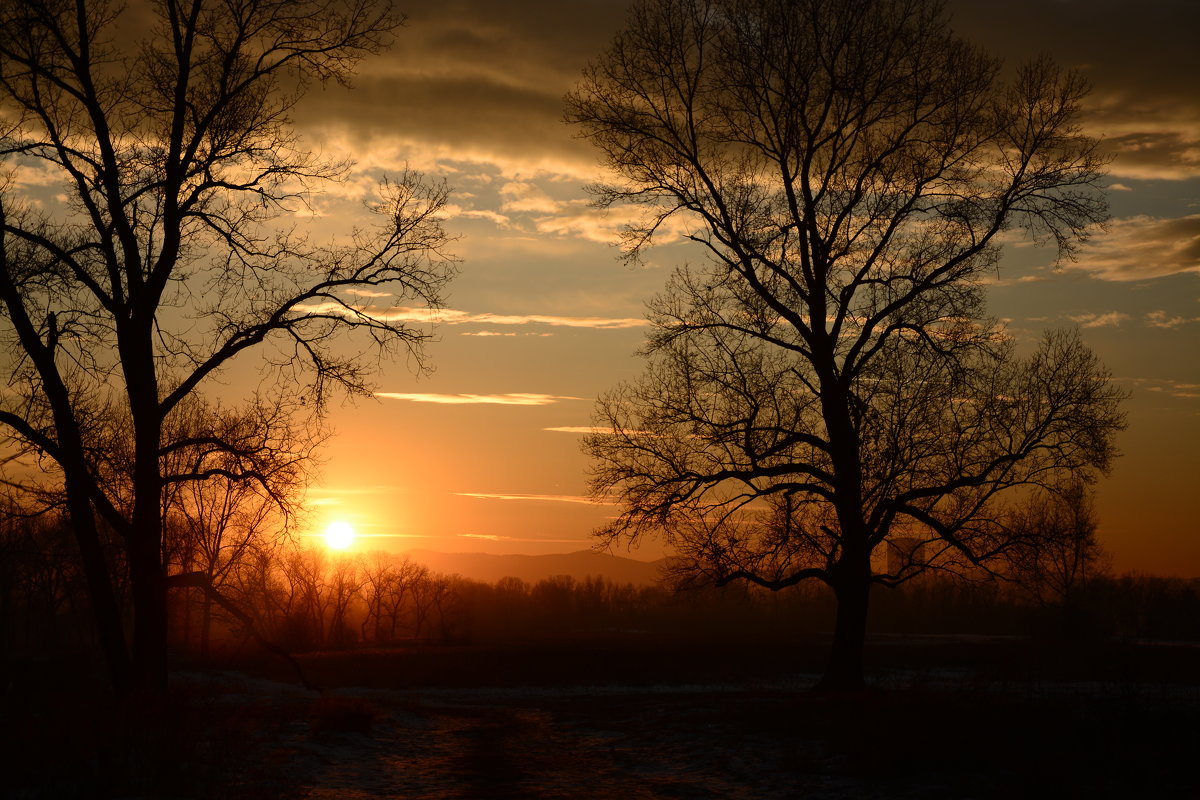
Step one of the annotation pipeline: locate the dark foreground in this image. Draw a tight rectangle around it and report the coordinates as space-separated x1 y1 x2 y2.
5 636 1199 798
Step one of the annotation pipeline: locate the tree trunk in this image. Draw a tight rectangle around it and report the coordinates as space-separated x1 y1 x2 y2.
818 568 871 691
123 306 168 695
65 485 132 693
128 529 168 694
201 592 212 658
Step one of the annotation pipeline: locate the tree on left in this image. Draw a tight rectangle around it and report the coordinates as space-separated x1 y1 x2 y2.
0 0 455 695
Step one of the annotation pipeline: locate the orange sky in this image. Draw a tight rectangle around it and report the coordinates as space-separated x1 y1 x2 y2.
272 1 1200 575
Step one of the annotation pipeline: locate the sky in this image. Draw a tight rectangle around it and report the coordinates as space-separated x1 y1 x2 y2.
283 0 1200 575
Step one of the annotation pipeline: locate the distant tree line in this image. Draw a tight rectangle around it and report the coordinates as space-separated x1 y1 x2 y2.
4 513 1199 665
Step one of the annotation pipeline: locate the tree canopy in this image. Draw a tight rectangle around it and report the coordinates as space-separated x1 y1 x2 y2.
567 0 1126 688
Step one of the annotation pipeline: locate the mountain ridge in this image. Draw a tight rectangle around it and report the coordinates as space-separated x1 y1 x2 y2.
402 548 665 586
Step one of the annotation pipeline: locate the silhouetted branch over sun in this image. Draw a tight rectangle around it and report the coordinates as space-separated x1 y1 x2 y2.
567 0 1127 689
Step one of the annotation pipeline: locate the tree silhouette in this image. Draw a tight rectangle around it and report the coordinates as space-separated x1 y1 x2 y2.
1005 480 1107 610
0 0 455 693
160 396 311 655
567 0 1126 689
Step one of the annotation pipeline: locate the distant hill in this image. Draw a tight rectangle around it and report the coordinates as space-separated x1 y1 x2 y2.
403 549 665 586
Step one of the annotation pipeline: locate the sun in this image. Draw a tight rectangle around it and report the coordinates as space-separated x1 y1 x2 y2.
323 520 356 551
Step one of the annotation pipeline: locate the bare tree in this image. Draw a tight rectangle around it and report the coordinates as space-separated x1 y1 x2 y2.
567 0 1126 689
1005 480 1107 609
158 395 315 653
0 0 455 693
359 551 426 642
324 551 365 646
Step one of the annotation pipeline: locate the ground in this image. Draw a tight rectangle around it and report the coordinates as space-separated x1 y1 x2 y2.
5 636 1199 798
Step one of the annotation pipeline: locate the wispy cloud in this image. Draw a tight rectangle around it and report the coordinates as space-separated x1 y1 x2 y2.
977 272 1047 287
458 533 591 543
306 484 399 507
450 311 644 329
377 392 582 405
306 485 398 508
1066 311 1132 328
1123 377 1200 400
441 204 513 227
532 203 695 245
1073 215 1200 281
499 180 563 213
1142 381 1200 399
1145 310 1198 329
295 302 645 330
304 531 426 539
544 425 659 437
544 426 613 434
1097 128 1200 182
455 492 613 505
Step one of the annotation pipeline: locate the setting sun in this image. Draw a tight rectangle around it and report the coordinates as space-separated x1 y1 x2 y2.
324 520 356 551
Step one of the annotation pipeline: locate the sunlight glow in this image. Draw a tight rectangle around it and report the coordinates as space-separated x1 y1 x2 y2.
324 520 356 550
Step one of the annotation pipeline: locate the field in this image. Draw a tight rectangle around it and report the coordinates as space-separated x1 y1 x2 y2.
5 635 1199 798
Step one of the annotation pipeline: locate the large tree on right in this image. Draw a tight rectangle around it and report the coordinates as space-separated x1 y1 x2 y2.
567 0 1126 689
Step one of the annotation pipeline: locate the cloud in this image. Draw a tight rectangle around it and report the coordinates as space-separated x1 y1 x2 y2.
1072 215 1200 281
458 533 591 543
291 1 630 181
1137 379 1200 400
344 288 394 298
377 392 582 405
1066 312 1131 328
294 302 646 330
1145 310 1198 329
544 425 661 438
533 207 629 244
977 272 1048 287
533 203 697 246
499 181 562 213
945 1 1200 181
455 492 613 504
457 312 643 328
9 163 63 188
441 204 512 227
288 0 1200 190
1091 120 1200 181
306 484 398 506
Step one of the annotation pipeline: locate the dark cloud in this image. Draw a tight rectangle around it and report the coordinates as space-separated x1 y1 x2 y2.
1092 128 1200 181
293 1 1200 180
297 73 586 167
294 0 629 174
949 0 1200 178
948 1 1199 95
1074 214 1200 280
